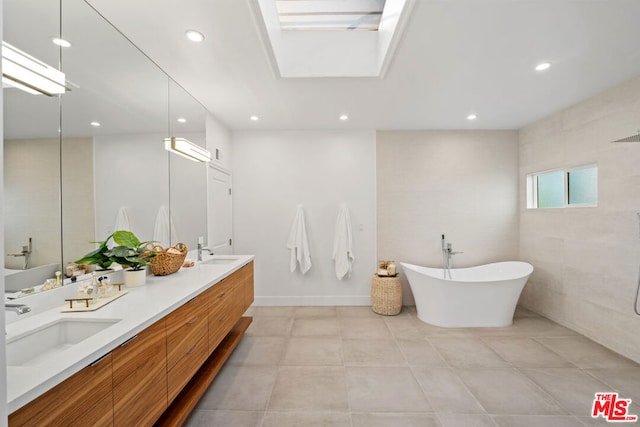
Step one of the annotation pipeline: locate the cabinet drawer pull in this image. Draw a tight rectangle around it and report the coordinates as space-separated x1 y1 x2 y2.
90 352 111 367
119 335 138 348
219 316 226 322
186 344 198 355
218 292 226 299
186 316 198 325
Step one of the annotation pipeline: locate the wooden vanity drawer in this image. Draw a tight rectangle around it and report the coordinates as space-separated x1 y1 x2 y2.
112 318 167 427
167 315 209 402
9 353 113 427
208 278 234 313
166 295 207 371
209 287 244 352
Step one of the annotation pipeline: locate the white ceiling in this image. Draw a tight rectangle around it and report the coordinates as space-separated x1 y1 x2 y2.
87 0 640 131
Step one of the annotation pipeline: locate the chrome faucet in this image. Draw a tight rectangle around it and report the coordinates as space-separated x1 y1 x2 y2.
441 235 463 279
196 241 214 261
8 237 32 269
5 303 31 315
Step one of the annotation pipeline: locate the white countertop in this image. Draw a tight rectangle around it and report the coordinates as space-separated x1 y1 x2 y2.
5 254 254 413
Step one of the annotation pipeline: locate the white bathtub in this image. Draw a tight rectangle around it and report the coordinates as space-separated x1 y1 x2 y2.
400 261 533 328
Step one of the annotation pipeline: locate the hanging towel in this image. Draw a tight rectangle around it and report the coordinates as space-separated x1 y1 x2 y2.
153 205 178 248
113 207 131 232
287 205 312 274
332 205 354 280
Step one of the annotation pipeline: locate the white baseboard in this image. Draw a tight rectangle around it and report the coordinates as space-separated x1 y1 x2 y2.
253 295 371 306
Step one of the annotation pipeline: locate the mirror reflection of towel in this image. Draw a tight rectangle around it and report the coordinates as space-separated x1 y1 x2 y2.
114 207 131 231
287 205 311 274
332 205 354 280
153 206 177 247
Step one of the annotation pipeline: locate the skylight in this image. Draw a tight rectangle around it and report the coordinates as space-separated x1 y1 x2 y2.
276 0 386 31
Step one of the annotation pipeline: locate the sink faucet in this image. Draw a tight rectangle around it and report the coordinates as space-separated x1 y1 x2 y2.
5 303 31 315
196 241 214 262
8 237 32 269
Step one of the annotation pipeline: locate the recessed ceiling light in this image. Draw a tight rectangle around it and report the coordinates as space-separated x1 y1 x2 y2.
177 117 187 123
339 114 349 121
90 121 101 127
535 62 551 71
185 30 205 43
51 37 72 48
250 115 259 121
467 114 477 121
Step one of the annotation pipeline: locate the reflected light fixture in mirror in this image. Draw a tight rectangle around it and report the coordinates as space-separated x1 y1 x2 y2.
51 37 72 48
164 136 211 162
2 41 66 96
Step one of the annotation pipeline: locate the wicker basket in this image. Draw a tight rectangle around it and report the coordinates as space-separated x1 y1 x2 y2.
371 274 402 315
148 243 188 276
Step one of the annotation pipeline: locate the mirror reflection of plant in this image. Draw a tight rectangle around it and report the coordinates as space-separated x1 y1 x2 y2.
75 230 156 271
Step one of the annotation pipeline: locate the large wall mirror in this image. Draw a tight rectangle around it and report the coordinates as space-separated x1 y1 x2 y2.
4 0 208 296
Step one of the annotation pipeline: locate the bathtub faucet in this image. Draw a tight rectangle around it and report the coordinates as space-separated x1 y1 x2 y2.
441 235 463 279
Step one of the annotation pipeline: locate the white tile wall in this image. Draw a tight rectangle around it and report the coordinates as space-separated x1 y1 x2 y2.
519 74 640 363
376 130 520 304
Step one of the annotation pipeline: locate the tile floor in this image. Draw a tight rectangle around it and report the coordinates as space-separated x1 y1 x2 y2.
186 306 640 427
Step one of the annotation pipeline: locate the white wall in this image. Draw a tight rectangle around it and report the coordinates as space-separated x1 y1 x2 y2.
377 130 520 304
519 74 640 363
206 112 232 172
94 133 169 243
169 132 207 249
4 138 61 268
232 130 377 305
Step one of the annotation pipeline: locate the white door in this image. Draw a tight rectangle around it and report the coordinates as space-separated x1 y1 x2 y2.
207 165 232 255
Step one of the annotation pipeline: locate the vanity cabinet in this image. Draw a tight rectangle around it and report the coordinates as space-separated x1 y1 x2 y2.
8 353 113 427
8 261 254 427
166 295 209 402
112 318 167 426
207 261 253 352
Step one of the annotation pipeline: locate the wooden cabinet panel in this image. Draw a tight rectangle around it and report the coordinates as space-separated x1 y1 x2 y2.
241 261 254 311
166 295 207 371
112 318 167 427
209 287 244 352
166 295 209 403
9 353 113 427
167 316 208 402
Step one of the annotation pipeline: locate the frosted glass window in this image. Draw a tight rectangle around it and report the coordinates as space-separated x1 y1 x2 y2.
527 164 597 209
537 170 564 208
568 166 597 205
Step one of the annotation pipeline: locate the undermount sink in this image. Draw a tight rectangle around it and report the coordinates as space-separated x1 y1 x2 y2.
6 318 121 367
201 257 241 265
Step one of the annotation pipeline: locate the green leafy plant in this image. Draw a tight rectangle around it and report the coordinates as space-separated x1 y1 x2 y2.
75 230 156 271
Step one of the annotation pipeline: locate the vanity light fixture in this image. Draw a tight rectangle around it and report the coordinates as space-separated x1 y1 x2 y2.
177 117 187 123
164 137 211 163
250 115 259 121
339 114 349 121
2 41 66 96
185 30 205 43
51 37 72 48
535 62 551 71
467 114 477 121
90 121 101 127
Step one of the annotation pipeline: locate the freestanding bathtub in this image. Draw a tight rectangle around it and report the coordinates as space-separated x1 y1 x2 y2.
400 261 533 328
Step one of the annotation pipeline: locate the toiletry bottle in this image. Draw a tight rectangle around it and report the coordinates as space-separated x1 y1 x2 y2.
55 270 62 287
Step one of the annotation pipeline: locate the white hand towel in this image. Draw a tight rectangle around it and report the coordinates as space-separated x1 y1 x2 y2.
332 205 354 280
113 207 131 232
286 205 312 274
153 205 178 248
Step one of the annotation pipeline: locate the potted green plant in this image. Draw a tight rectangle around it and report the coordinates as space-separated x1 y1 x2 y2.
75 230 155 287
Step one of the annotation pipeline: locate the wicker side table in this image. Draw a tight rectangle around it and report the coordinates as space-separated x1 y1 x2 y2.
371 275 402 315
